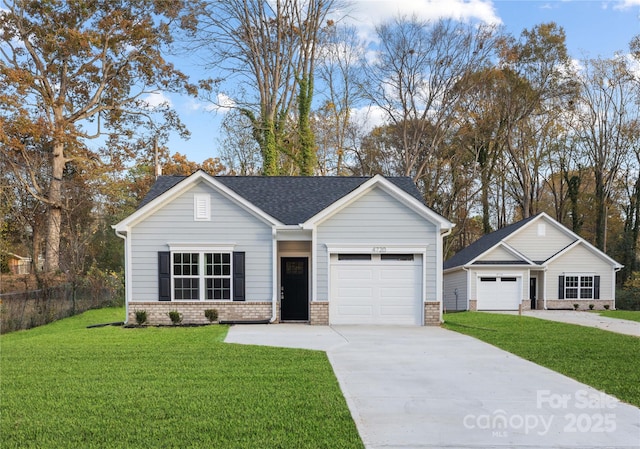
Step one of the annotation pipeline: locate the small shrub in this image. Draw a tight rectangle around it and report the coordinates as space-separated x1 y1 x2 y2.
573 303 579 310
167 310 182 325
135 310 148 325
604 304 610 310
204 309 219 323
588 304 595 310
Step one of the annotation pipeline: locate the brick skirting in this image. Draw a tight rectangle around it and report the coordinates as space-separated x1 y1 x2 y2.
128 301 272 325
424 301 441 326
545 299 614 311
309 301 329 325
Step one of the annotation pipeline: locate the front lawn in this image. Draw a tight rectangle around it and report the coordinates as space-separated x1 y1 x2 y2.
443 312 640 408
598 310 640 322
1 308 363 449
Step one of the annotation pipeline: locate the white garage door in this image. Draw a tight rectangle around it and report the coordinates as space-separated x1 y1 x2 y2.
477 276 521 310
330 253 422 325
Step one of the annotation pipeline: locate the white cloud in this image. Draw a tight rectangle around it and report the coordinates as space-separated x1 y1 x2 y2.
352 104 388 132
614 0 640 10
335 0 501 44
142 91 172 109
185 93 235 113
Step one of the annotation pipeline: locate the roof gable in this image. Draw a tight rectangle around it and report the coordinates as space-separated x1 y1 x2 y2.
444 214 539 270
133 173 430 226
444 212 622 270
301 175 453 229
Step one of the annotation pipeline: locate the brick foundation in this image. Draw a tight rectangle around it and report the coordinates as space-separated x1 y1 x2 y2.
468 299 477 311
128 301 272 325
545 299 615 311
310 301 329 325
423 301 441 326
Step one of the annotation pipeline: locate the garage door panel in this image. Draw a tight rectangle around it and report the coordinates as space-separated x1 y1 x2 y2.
336 305 374 316
336 268 372 280
379 305 415 316
337 287 373 298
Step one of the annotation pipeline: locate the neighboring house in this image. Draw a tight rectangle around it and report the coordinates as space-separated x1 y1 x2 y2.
443 213 622 312
2 253 32 275
113 171 453 326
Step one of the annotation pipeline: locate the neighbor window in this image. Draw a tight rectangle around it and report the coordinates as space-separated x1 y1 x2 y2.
564 275 594 299
173 252 232 300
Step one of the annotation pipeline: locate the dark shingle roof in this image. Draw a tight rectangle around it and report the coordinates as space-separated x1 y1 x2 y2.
443 214 541 270
138 174 427 225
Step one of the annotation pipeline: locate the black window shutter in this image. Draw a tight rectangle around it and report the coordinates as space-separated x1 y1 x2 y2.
233 252 245 301
158 252 171 301
558 275 565 299
594 275 600 299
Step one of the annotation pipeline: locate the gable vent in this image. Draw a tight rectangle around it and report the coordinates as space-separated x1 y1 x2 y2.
194 194 211 221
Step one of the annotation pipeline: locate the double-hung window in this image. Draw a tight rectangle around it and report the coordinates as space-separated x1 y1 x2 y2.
173 253 200 299
561 274 597 300
169 246 234 301
204 253 231 299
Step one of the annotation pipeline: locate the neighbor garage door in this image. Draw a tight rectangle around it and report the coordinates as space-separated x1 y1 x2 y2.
476 276 521 310
329 253 422 325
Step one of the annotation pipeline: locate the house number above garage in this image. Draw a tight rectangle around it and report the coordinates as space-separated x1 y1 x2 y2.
372 247 387 253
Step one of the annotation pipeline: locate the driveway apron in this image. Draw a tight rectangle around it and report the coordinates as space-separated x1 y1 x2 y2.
226 325 640 449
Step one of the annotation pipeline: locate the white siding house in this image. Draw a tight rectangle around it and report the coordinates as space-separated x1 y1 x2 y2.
114 171 453 326
443 213 622 311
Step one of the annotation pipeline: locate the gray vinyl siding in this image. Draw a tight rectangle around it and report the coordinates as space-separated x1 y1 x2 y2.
315 186 438 301
545 244 614 301
443 269 467 311
505 217 575 261
130 181 272 301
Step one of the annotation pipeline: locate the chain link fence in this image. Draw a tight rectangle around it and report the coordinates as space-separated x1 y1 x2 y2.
0 282 123 334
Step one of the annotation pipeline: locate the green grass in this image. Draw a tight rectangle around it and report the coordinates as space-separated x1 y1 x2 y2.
443 312 640 408
1 308 363 449
597 310 640 322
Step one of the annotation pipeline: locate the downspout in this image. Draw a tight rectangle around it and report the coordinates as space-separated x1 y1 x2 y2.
543 267 548 310
270 228 278 323
114 229 129 324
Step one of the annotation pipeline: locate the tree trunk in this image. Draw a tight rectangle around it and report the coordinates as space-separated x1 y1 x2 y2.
261 121 278 176
594 171 606 250
298 76 316 176
44 141 65 273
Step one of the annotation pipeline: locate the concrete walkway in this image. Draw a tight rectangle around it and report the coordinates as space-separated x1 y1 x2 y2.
226 325 640 449
497 310 640 337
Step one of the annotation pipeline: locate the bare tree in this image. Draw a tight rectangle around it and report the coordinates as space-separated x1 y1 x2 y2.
361 16 500 206
499 23 578 219
188 0 336 175
573 55 639 250
314 24 365 175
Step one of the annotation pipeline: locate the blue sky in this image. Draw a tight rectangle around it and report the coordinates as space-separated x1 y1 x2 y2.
160 0 640 164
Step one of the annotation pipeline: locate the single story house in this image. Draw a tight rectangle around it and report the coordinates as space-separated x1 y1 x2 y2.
113 171 453 326
443 212 622 311
2 252 32 275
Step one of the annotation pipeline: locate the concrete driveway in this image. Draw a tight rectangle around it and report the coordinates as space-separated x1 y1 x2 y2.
226 325 640 449
499 310 640 337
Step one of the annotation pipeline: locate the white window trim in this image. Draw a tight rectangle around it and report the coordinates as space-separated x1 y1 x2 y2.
194 193 211 221
563 273 595 300
168 244 237 301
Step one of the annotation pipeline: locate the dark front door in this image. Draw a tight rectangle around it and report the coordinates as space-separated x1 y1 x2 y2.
530 277 537 310
281 257 309 321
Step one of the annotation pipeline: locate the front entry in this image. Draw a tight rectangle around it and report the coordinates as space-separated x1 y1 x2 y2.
530 277 537 310
281 257 309 321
